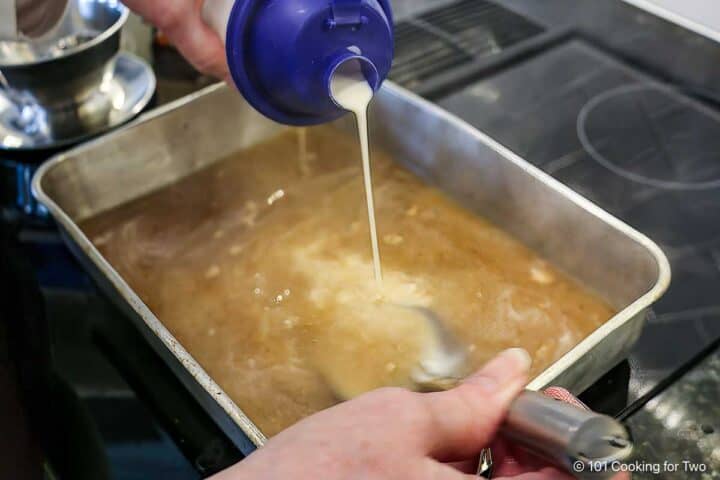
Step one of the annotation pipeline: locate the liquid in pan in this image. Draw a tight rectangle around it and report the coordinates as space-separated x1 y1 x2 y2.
81 127 614 437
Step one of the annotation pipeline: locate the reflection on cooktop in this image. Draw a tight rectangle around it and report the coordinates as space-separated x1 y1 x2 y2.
578 84 720 191
437 39 720 407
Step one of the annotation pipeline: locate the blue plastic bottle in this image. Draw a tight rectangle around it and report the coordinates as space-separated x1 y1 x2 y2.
203 0 394 125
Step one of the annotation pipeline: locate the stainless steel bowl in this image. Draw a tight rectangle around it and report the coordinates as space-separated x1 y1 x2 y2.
0 0 128 109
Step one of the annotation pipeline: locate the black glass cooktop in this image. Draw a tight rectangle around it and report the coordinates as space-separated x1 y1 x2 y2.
438 39 720 406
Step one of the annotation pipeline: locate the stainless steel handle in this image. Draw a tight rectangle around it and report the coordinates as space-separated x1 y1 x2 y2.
500 391 633 479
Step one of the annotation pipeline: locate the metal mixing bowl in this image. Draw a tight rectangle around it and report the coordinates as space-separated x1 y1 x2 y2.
0 0 128 108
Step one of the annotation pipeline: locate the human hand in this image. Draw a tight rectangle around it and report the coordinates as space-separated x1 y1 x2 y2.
211 348 629 479
122 0 229 80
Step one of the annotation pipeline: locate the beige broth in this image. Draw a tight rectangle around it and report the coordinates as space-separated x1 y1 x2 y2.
81 127 614 436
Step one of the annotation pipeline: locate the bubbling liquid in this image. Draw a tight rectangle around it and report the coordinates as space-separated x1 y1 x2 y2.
81 127 614 436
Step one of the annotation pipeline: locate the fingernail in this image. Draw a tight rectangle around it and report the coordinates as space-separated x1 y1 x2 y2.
464 348 532 392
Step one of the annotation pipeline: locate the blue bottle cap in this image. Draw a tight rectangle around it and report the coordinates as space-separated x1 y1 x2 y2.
225 0 394 125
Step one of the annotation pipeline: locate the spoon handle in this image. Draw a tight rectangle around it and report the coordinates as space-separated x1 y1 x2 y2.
500 390 633 479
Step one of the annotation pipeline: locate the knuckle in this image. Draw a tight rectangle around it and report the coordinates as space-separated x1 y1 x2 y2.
422 384 498 440
454 383 505 433
155 1 188 33
193 55 226 78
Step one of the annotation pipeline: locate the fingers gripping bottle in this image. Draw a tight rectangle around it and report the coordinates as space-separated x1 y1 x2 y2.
202 0 394 125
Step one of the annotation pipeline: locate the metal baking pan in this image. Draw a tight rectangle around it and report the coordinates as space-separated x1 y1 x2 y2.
33 82 670 453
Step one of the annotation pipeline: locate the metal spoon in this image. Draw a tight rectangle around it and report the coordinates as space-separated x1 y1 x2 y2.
404 306 469 391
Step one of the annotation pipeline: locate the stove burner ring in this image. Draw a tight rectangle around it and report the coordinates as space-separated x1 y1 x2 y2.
578 83 720 191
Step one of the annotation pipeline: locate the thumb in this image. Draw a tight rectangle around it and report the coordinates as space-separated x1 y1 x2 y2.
421 348 531 461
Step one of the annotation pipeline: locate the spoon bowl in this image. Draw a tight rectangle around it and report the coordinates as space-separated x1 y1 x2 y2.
319 303 470 400
404 306 469 391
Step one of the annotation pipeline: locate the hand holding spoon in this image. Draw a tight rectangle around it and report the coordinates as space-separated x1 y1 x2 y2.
320 304 633 479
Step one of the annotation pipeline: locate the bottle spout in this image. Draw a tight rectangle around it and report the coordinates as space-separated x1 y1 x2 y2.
328 54 380 109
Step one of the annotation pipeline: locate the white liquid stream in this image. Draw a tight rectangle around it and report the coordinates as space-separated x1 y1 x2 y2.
331 63 383 283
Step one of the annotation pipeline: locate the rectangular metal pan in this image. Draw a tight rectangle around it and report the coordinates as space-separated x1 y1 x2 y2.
33 82 670 452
